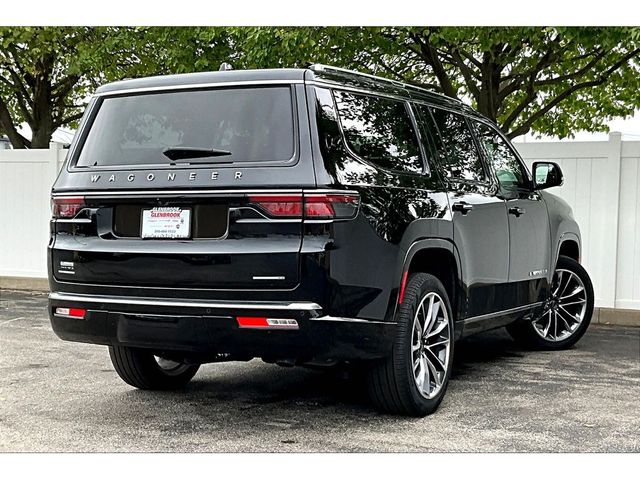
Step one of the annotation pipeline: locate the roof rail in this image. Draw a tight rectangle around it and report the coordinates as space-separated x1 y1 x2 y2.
308 64 408 89
308 63 470 111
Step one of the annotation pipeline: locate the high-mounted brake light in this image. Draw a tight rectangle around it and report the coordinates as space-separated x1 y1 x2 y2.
52 197 86 219
54 307 86 319
248 192 359 220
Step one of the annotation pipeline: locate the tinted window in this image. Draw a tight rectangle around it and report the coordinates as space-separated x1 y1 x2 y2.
76 87 295 167
333 90 422 174
414 104 448 175
473 122 528 189
430 109 486 183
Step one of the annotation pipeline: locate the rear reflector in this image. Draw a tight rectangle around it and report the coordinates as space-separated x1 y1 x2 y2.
236 316 299 329
54 307 86 319
398 271 409 304
52 197 86 219
248 192 359 220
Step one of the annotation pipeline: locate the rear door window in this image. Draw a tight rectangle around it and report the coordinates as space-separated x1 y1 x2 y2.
429 108 488 183
333 90 423 174
75 86 296 168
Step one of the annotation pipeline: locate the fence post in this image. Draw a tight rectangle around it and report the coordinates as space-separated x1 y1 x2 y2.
604 131 623 308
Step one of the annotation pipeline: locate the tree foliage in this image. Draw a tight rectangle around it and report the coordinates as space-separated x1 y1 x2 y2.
0 27 232 148
233 27 640 139
1 27 639 148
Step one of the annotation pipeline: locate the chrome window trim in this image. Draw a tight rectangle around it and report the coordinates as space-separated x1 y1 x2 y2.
93 79 304 98
49 292 321 311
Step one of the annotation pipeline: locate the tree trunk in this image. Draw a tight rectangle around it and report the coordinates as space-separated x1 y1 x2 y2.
29 62 55 149
30 125 54 149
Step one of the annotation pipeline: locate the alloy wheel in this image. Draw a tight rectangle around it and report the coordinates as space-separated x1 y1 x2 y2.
154 356 191 376
411 292 451 399
533 268 588 342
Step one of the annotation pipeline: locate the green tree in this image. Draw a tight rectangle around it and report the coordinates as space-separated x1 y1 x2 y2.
2 27 639 147
234 27 640 139
0 27 233 148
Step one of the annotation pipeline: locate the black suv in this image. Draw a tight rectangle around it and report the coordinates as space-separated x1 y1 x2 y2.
48 65 594 416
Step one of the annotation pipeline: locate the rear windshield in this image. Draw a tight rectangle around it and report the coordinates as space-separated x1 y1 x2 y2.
75 86 295 167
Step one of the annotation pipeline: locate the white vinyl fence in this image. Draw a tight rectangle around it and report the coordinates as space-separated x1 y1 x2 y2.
0 143 66 279
517 132 640 310
1 134 639 310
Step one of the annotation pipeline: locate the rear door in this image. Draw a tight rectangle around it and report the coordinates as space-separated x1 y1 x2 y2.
471 120 552 306
416 105 511 320
51 83 315 292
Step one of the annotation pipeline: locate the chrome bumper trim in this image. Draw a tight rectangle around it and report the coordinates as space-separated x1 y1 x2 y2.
49 292 322 311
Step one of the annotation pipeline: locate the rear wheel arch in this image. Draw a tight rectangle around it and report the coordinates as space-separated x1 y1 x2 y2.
398 240 462 323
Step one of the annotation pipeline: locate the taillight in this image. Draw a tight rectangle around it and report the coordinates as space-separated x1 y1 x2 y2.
52 196 86 218
248 192 359 220
304 193 360 219
247 194 302 217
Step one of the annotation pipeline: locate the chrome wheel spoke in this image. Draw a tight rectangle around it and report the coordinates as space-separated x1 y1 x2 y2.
553 271 564 296
560 299 585 307
426 318 448 338
425 347 446 372
421 357 430 393
557 310 572 332
427 339 449 349
426 357 441 387
561 285 584 300
542 310 553 337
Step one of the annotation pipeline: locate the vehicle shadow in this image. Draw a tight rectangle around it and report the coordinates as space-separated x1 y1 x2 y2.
113 328 529 417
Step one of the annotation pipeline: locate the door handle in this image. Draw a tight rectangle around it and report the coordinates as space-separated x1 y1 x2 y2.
509 206 526 217
452 202 474 215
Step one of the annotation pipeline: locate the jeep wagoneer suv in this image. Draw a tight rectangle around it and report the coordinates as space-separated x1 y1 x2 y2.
48 65 594 416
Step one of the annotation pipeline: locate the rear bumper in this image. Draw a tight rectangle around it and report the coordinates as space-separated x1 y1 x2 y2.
48 292 395 362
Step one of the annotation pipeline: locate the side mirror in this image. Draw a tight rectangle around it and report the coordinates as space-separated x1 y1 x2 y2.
533 161 563 190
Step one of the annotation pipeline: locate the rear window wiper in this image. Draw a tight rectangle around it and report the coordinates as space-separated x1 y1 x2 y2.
162 147 233 162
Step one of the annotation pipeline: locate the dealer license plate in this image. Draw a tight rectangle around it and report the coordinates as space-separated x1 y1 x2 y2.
141 207 191 239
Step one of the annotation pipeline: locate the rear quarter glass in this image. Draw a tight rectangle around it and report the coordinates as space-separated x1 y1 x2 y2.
74 86 297 168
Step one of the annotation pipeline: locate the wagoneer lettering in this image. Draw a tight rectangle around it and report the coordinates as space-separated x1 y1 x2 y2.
48 65 594 416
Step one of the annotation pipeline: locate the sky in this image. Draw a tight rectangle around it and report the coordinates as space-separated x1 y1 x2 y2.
513 110 640 143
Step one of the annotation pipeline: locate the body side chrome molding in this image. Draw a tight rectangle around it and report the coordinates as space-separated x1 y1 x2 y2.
49 292 322 311
312 316 393 325
462 302 544 325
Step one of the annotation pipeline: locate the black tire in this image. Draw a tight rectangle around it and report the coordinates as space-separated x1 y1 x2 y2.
367 273 455 417
109 346 200 390
507 255 594 350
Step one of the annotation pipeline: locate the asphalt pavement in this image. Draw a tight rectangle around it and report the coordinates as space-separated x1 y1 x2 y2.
1 289 638 452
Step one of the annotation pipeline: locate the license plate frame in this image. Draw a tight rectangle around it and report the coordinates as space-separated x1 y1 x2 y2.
141 207 191 239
